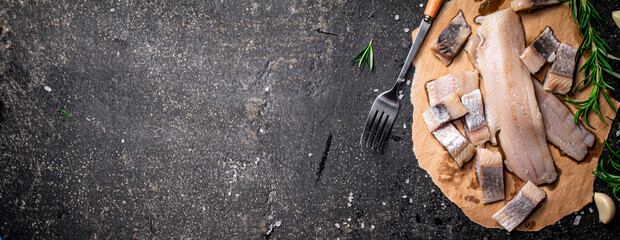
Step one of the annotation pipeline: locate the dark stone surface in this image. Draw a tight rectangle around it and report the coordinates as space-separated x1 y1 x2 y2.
1 0 619 239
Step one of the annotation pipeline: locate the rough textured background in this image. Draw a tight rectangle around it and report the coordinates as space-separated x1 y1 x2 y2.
0 0 619 239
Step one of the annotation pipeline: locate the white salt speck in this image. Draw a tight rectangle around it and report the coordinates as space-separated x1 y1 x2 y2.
573 215 582 225
441 203 446 209
394 15 400 20
255 157 260 164
430 189 435 193
335 223 340 228
318 227 321 231
264 86 270 92
423 204 427 208
348 192 354 202
371 225 375 229
419 3 424 8
202 206 206 211
347 218 351 222
275 220 282 227
373 89 379 92
308 153 313 157
399 90 404 95
259 128 266 134
406 80 411 85
405 179 410 184
580 211 584 215
347 202 352 207
382 202 386 206
409 198 413 203
227 191 232 196
44 86 52 92
110 8 115 12
404 28 410 33
121 139 125 143
589 207 594 213
425 174 429 178
616 130 620 137
360 222 365 228
403 123 407 129
402 195 408 199
337 238 340 240
398 94 404 100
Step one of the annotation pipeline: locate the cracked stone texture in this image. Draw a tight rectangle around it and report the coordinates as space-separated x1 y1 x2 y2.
0 0 619 239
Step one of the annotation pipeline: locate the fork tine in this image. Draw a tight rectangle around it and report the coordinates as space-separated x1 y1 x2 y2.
366 111 384 147
377 115 395 151
369 112 387 149
361 109 378 145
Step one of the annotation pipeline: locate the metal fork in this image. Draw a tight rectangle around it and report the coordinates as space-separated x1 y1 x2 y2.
361 0 442 151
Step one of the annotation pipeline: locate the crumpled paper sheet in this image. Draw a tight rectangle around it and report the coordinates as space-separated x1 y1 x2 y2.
410 0 619 231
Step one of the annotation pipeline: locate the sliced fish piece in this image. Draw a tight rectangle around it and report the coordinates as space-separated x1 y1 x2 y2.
423 93 469 132
432 123 476 167
464 33 482 68
476 147 504 204
510 0 561 12
533 79 595 161
520 27 560 74
544 42 577 94
461 89 491 146
431 10 471 66
493 181 546 232
475 8 557 185
426 71 479 106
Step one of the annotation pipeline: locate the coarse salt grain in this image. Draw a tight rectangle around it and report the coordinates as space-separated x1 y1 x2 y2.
405 179 409 184
402 195 407 199
419 3 424 8
406 80 411 85
404 28 410 33
589 207 594 213
371 225 375 229
573 215 581 225
347 218 351 221
409 198 413 203
398 94 404 100
382 202 386 206
374 89 379 92
394 15 400 20
403 123 407 129
360 222 365 228
335 223 340 228
275 220 281 227
121 139 125 143
264 86 270 92
44 86 52 92
308 153 313 157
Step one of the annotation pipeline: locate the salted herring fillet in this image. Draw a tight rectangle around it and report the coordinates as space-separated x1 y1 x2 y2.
431 10 471 65
426 71 479 106
493 181 546 232
475 147 505 204
461 89 490 146
544 42 577 94
423 93 469 132
474 8 557 185
431 123 476 167
520 26 560 74
510 0 561 12
533 79 595 161
464 33 482 68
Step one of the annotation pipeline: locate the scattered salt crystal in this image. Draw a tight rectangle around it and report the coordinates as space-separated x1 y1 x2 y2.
121 139 125 143
398 94 404 100
580 211 584 215
423 204 427 208
202 206 206 211
404 28 410 33
255 157 260 164
337 238 340 240
382 202 386 206
405 179 410 184
275 220 281 227
406 80 411 85
347 217 351 222
573 215 581 225
44 86 52 92
308 153 313 157
394 15 400 20
402 195 408 199
347 202 352 207
616 130 620 137
373 89 379 92
441 202 446 209
403 123 407 129
335 223 340 228
318 227 321 230
110 8 115 12
399 90 403 94
419 3 424 8
589 207 594 213
360 222 365 228
264 86 270 92
430 189 435 193
227 191 232 196
371 225 375 229
259 128 265 134
409 198 413 203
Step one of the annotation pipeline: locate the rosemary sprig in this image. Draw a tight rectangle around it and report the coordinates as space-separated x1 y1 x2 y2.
594 139 620 202
564 0 619 129
350 39 373 70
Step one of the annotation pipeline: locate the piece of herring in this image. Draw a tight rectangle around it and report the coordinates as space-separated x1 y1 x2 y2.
432 123 476 167
510 0 561 12
544 42 577 94
476 147 505 204
520 26 560 74
493 181 546 232
423 93 469 132
431 10 471 66
461 89 491 146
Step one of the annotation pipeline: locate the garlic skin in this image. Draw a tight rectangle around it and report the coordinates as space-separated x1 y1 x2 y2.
594 192 616 224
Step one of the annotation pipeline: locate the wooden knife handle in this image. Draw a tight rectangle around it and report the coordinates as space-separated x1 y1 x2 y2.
424 0 444 19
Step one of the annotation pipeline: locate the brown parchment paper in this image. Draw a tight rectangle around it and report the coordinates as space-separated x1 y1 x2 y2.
410 0 620 231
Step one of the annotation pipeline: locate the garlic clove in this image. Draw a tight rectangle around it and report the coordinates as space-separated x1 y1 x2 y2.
594 192 616 224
